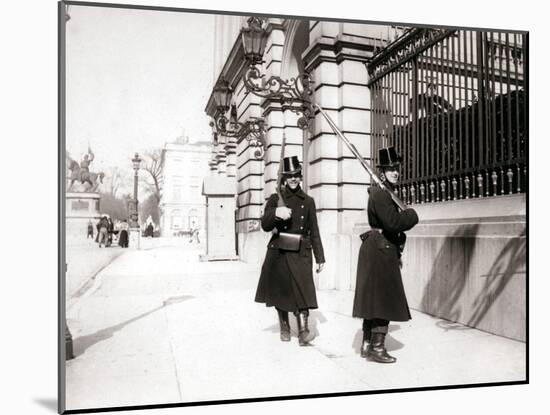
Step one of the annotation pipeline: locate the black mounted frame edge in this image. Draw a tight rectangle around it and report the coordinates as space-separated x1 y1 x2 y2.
524 31 530 385
59 1 68 414
62 381 528 414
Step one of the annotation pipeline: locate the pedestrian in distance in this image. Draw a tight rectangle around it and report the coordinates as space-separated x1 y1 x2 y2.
87 220 94 239
353 146 419 363
97 215 109 248
118 219 129 248
95 219 101 243
146 223 154 238
188 227 200 244
255 156 325 346
106 217 115 247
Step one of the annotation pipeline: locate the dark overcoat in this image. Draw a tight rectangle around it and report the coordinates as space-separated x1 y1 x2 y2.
352 184 419 321
255 186 325 313
118 230 129 247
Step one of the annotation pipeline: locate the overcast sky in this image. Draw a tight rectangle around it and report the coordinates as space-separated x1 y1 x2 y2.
65 4 215 174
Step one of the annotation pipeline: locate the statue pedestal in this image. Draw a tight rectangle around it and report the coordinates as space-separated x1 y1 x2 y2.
65 192 101 241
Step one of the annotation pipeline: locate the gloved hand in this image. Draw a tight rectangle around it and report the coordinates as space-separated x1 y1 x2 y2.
275 207 292 220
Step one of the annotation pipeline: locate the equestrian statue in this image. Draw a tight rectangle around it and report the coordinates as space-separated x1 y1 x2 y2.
66 147 105 192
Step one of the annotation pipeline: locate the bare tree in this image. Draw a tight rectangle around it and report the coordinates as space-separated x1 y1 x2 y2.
104 166 130 198
142 148 164 203
98 192 130 220
140 193 160 225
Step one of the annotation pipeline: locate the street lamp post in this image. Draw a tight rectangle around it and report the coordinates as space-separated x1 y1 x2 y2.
131 152 142 249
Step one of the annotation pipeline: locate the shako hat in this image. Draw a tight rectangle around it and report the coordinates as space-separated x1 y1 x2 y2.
282 156 302 176
376 146 402 168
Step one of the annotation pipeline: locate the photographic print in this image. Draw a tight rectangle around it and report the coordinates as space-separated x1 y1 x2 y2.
59 1 527 413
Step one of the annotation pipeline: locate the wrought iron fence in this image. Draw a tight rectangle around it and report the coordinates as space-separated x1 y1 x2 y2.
367 28 528 204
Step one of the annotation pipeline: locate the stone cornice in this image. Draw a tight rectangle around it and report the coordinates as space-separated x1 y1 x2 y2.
266 19 285 33
303 35 378 73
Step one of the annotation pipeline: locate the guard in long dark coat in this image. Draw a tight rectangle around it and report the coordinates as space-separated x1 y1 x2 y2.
255 156 325 346
353 146 419 363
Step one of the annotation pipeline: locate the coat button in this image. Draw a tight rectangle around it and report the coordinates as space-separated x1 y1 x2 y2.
301 205 304 208
284 226 287 230
300 226 304 230
300 216 304 219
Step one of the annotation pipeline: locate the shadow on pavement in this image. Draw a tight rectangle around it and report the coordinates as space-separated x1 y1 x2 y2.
385 324 405 352
436 319 474 331
72 295 194 357
308 310 327 338
260 310 328 345
262 322 280 334
34 398 57 412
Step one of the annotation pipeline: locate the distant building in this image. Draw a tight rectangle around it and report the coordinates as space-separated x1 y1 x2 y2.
159 135 211 237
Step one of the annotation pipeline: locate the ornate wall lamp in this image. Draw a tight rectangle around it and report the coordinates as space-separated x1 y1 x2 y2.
211 77 266 159
240 17 315 130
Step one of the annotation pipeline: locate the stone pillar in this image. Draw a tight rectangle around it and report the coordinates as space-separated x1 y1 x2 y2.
225 137 237 177
303 21 380 289
228 20 288 263
215 140 227 176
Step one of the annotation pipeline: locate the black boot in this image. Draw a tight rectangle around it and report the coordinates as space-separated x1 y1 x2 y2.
277 309 291 342
360 320 371 358
366 333 396 363
296 310 315 346
360 331 371 358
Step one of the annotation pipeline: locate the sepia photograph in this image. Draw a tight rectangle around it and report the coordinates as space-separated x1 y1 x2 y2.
58 0 527 413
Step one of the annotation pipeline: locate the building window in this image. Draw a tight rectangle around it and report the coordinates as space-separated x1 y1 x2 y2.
171 210 182 229
189 176 200 193
189 208 199 229
172 177 184 202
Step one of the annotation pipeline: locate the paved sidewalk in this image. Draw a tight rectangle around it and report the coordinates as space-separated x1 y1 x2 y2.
65 241 526 411
65 239 126 306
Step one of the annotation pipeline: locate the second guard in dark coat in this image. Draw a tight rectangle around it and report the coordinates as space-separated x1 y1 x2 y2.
353 146 419 363
255 156 325 346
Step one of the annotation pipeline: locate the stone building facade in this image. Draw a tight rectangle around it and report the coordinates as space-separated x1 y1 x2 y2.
205 16 527 341
159 136 211 237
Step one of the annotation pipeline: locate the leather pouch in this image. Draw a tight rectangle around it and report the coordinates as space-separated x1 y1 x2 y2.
359 231 370 242
278 232 302 251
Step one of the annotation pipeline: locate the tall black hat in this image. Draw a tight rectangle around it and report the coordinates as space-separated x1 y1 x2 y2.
376 146 402 168
282 156 302 176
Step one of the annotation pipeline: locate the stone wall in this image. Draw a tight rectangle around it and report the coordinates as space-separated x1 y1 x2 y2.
352 194 526 341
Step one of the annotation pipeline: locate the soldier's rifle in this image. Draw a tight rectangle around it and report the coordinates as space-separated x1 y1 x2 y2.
275 132 287 208
314 104 407 211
